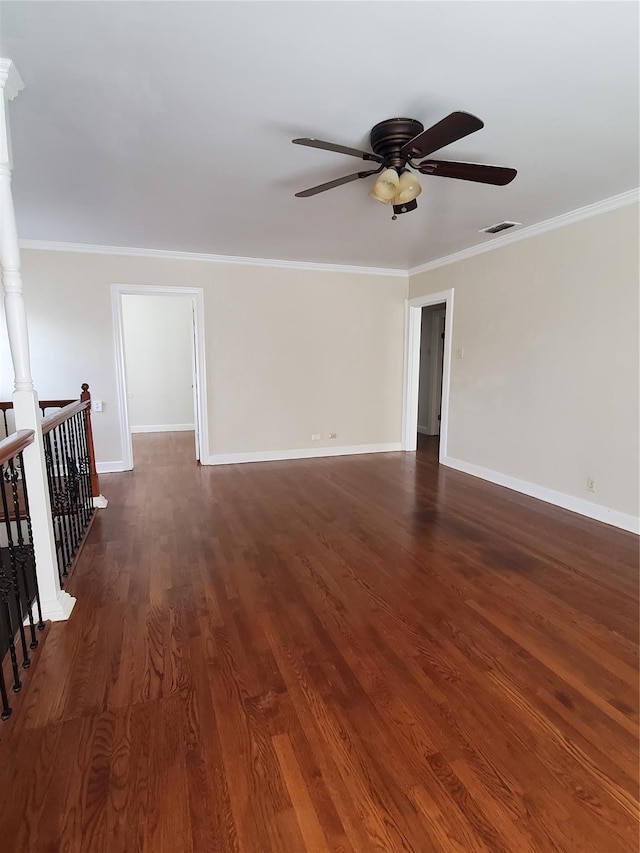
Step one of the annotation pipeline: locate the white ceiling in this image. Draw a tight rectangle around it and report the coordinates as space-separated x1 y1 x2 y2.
1 1 638 270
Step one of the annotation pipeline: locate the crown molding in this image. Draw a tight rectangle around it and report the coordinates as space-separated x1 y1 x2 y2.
408 188 640 277
18 188 638 278
0 59 24 101
17 239 407 278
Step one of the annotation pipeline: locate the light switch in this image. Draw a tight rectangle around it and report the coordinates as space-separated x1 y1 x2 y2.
93 400 103 413
455 347 464 359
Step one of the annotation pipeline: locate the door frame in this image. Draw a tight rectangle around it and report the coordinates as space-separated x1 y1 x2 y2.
111 283 209 471
402 288 454 460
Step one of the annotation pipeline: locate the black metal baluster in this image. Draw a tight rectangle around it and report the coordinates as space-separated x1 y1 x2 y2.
60 420 80 556
8 455 37 649
82 408 96 521
74 413 91 534
49 428 67 579
0 471 22 694
74 412 89 529
1 410 8 439
69 413 84 527
0 652 11 719
66 416 82 536
73 412 91 529
43 432 65 585
80 409 95 521
0 434 45 725
51 427 72 578
5 457 32 667
18 451 44 632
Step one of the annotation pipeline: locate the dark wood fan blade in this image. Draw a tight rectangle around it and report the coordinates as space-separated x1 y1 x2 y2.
401 112 484 159
417 160 517 185
295 168 381 198
293 138 383 163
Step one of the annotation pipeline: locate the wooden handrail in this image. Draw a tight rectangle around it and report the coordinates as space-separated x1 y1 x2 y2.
0 383 101 498
0 429 34 466
38 398 75 408
0 398 75 411
41 399 89 435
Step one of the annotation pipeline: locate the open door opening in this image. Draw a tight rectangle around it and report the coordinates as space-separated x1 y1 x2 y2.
112 284 209 472
417 303 446 461
402 288 453 461
121 293 197 468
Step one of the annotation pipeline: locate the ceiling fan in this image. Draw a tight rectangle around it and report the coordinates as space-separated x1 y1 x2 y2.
293 111 516 217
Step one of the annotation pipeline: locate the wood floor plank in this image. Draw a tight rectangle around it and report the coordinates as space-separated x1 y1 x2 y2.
0 431 637 851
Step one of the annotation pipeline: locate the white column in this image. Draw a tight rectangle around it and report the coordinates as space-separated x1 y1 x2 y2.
0 59 75 620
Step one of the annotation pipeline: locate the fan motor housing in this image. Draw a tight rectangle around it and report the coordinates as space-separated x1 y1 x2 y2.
370 118 424 168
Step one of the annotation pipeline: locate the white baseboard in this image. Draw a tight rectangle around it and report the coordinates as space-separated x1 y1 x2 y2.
130 424 195 434
40 590 76 621
417 425 437 436
205 442 403 466
441 455 640 534
96 461 128 474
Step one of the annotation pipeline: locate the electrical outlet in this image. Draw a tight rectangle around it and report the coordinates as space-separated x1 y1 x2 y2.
329 433 337 439
586 477 596 493
311 434 321 441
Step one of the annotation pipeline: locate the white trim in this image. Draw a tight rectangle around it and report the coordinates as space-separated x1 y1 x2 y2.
409 188 640 276
96 461 127 474
130 423 195 434
111 287 132 468
19 239 406 278
402 289 453 460
205 443 402 466
111 284 210 471
442 455 640 535
0 59 24 101
417 425 431 436
40 589 76 622
17 189 638 278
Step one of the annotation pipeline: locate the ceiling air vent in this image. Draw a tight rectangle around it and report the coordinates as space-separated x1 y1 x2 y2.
480 220 521 235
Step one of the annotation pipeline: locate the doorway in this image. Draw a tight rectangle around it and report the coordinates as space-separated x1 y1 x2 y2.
111 284 209 471
402 288 454 462
417 303 446 459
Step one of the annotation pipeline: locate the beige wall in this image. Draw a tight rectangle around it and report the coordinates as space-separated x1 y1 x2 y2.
0 251 406 464
1 203 635 522
122 294 194 429
409 203 640 518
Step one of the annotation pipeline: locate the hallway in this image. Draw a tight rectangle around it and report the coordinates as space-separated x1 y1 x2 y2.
0 432 637 851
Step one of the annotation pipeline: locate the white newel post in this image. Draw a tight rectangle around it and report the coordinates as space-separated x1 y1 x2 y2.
0 59 75 620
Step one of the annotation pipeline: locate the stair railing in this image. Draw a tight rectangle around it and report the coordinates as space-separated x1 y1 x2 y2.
0 428 44 721
41 390 98 585
1 385 102 585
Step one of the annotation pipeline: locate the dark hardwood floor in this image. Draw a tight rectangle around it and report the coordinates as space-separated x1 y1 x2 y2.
0 431 638 851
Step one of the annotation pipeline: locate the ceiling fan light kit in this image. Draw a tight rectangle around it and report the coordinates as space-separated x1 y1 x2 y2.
370 168 422 207
293 111 517 219
395 170 422 203
370 168 400 202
